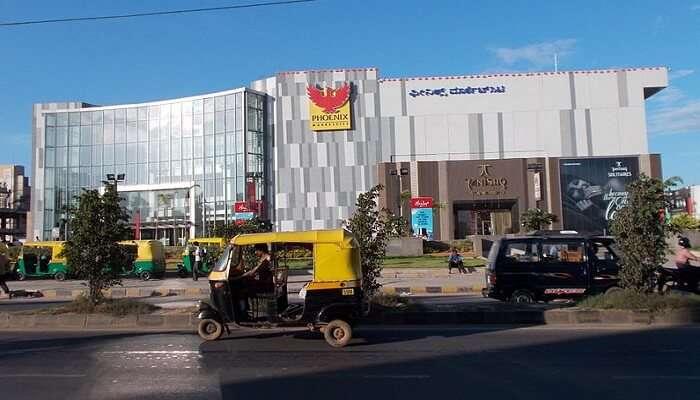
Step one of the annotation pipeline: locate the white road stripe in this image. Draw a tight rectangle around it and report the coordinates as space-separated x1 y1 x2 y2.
3 374 86 378
362 374 430 379
101 350 199 354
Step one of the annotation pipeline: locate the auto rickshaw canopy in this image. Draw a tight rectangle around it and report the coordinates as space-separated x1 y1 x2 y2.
119 240 165 262
212 229 361 285
188 237 227 247
23 241 67 263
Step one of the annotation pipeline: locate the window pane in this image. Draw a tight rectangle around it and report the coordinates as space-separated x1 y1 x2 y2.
205 157 214 179
92 111 103 125
542 242 586 263
45 148 55 167
215 134 225 157
56 147 67 167
226 133 236 155
80 126 92 146
204 112 214 135
215 111 225 134
204 98 214 113
103 110 114 124
226 155 236 178
160 162 170 183
115 144 126 165
127 122 137 142
225 94 236 109
93 125 103 145
127 143 138 164
126 108 137 122
56 126 68 146
69 147 80 167
182 114 192 137
193 137 203 158
182 137 192 159
138 142 147 163
182 159 192 179
46 113 57 127
92 145 102 166
69 112 81 126
114 123 126 143
45 127 56 147
69 126 80 146
126 164 138 185
57 113 69 127
193 113 203 136
80 146 91 166
114 108 126 123
171 139 181 160
225 110 235 132
215 157 225 180
160 117 170 139
45 169 55 188
149 119 160 141
104 144 114 165
104 124 114 144
149 142 159 163
194 158 204 180
215 96 225 111
148 163 159 184
171 160 181 181
504 242 540 263
204 135 214 157
138 107 148 121
138 121 148 142
138 164 147 184
80 111 92 126
92 166 102 187
160 140 170 161
149 105 160 120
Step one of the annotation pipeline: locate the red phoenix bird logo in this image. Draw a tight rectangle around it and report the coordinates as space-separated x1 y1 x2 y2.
307 84 351 113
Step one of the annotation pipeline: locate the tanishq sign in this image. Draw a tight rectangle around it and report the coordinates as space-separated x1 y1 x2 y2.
466 164 508 196
307 83 352 131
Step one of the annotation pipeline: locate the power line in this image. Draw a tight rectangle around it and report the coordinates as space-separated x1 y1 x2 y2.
0 0 315 27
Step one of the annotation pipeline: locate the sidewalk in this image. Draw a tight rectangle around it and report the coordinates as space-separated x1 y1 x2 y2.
0 268 487 300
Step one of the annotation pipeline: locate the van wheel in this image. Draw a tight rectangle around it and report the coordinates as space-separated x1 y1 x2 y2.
54 272 67 281
511 290 535 304
197 319 223 341
605 286 623 295
140 271 152 281
323 319 352 348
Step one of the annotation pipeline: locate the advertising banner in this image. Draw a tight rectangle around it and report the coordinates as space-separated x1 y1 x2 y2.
410 197 434 240
559 157 639 234
234 202 255 221
307 83 352 131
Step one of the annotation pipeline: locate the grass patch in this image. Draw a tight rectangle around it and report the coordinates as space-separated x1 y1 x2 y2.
51 295 160 317
382 255 485 269
578 289 700 312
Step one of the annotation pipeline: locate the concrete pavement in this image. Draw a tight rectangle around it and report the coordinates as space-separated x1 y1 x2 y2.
1 325 699 399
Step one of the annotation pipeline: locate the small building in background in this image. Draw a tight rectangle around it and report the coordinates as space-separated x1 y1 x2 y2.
0 164 30 242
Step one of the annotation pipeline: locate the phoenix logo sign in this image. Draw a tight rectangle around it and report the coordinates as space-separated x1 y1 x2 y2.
307 83 352 131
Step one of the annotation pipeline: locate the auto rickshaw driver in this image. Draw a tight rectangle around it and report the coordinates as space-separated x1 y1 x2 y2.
228 243 275 323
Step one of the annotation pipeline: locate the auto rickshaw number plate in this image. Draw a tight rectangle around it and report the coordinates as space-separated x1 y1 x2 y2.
342 288 354 296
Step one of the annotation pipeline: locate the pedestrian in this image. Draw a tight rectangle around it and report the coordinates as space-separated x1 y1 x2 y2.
192 241 202 281
447 248 467 274
0 245 11 298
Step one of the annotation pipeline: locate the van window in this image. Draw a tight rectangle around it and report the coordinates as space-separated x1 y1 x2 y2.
542 241 585 263
591 242 617 261
503 242 540 263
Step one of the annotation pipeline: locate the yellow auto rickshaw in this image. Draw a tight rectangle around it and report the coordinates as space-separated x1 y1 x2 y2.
178 237 226 278
16 241 69 281
119 240 166 281
197 229 363 348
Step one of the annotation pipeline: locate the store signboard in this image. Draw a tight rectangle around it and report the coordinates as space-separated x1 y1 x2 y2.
559 157 639 234
307 83 352 131
234 202 255 221
410 197 433 239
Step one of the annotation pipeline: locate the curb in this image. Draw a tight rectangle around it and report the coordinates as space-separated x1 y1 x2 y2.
29 286 486 300
2 308 698 331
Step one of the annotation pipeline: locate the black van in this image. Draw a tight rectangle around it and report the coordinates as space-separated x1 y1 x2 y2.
482 232 620 303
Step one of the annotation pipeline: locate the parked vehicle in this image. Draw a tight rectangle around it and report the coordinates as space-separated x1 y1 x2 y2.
119 240 166 281
177 237 226 278
482 232 620 303
15 241 69 281
197 229 364 348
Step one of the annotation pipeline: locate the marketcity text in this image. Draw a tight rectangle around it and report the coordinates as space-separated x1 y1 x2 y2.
408 85 507 98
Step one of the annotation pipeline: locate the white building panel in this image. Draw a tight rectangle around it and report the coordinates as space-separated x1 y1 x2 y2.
511 111 539 157
379 80 403 117
574 109 589 156
394 116 412 158
424 115 449 157
619 106 648 154
589 108 620 155
447 114 469 159
316 143 328 167
572 73 593 109
590 72 620 109
413 116 428 157
541 74 572 110
482 112 500 157
538 110 562 156
364 93 376 118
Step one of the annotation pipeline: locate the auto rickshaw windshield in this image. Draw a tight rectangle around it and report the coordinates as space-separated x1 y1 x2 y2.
212 245 238 272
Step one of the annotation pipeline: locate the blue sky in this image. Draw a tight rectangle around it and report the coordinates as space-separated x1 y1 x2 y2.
1 0 699 184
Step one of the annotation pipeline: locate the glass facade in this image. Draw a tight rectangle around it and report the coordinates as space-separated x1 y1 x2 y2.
41 89 267 243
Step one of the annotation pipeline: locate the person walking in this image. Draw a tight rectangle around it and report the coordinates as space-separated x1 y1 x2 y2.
192 241 202 281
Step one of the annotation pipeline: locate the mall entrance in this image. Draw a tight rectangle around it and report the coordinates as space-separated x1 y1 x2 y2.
453 200 518 238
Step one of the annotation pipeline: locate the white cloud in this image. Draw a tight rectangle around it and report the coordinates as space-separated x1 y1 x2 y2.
669 69 694 80
648 86 700 136
491 39 576 69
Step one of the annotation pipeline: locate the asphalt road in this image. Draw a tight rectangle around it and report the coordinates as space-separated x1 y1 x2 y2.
1 325 699 400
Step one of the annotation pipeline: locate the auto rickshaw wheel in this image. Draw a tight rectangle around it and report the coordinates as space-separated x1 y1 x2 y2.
197 319 223 341
16 272 25 281
54 272 67 281
323 319 352 348
140 271 152 281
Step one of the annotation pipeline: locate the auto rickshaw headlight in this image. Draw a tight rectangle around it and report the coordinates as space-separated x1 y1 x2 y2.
214 282 225 289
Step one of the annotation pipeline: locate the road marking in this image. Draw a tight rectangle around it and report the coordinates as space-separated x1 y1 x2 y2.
613 376 700 380
101 350 199 354
362 374 430 379
3 374 86 378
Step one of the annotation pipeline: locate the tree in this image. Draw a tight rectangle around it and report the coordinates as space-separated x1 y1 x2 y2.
344 185 396 296
520 208 558 231
62 185 133 304
610 174 669 293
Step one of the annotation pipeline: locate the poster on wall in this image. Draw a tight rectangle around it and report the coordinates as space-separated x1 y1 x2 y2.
410 197 434 240
559 157 639 234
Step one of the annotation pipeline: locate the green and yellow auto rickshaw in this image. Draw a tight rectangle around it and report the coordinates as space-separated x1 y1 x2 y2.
15 241 69 281
197 229 365 348
119 240 166 281
177 237 226 278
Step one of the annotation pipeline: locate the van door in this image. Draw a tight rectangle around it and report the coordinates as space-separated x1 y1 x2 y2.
498 240 541 297
589 239 620 294
540 240 588 298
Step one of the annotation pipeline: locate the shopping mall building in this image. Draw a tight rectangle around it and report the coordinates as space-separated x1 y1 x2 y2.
31 66 667 243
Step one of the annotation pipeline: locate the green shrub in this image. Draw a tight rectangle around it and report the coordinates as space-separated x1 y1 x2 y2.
578 289 700 312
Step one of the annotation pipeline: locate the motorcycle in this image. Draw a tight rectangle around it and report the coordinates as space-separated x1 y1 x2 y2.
655 266 700 294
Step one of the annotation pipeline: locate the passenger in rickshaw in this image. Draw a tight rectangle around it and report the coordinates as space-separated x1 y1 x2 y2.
229 243 275 323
